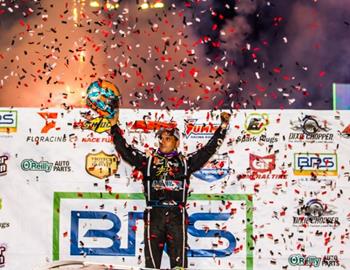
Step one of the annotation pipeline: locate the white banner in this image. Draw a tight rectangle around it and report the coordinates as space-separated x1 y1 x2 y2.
0 108 349 269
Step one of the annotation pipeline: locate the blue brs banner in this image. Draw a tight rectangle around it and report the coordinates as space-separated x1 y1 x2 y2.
53 192 253 270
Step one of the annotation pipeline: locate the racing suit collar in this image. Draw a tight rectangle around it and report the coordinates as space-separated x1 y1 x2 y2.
156 149 179 158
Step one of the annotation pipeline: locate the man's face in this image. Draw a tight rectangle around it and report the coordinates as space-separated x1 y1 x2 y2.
158 131 179 153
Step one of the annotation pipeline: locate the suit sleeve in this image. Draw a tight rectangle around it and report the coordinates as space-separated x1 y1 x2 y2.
111 124 148 171
187 126 227 175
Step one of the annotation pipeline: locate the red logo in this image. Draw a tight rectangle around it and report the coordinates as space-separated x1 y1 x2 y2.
129 120 177 133
38 112 58 133
250 154 276 173
185 120 219 138
340 124 350 138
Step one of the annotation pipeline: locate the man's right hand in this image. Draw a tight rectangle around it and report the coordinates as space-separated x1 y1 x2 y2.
109 110 120 127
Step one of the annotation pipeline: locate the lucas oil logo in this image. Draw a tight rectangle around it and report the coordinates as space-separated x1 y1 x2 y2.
293 153 337 176
85 151 119 179
193 154 230 182
185 119 219 139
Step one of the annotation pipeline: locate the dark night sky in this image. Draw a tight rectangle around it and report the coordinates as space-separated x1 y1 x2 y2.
0 0 349 110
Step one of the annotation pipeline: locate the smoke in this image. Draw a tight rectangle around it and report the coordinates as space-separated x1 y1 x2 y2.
0 0 349 110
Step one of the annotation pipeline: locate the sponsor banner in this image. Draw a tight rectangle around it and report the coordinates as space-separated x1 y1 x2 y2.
53 192 253 270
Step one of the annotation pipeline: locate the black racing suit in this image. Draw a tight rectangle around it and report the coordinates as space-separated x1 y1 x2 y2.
111 124 227 269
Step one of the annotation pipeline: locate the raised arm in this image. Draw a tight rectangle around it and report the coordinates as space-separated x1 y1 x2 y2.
109 114 147 170
187 112 231 175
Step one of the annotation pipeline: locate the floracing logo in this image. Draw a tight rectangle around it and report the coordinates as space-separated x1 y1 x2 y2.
185 119 219 139
38 112 58 133
85 151 118 179
0 110 17 133
238 154 287 180
129 120 177 133
244 113 269 135
20 159 71 173
293 153 337 176
339 124 350 138
73 117 111 134
52 192 253 270
0 245 6 268
289 115 333 142
0 156 8 177
26 112 67 144
193 154 230 182
293 198 339 227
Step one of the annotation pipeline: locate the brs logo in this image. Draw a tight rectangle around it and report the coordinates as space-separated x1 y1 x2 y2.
0 111 17 133
185 120 219 138
70 211 236 257
53 192 253 268
294 153 337 176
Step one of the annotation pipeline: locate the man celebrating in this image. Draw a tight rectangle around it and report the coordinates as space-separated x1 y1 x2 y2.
109 112 230 269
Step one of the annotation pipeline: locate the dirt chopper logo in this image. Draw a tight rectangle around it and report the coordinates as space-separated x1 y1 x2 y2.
289 115 333 142
293 198 339 227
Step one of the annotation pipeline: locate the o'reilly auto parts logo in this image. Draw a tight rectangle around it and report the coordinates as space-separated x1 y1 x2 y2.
238 154 287 180
185 119 219 139
289 115 333 143
288 254 340 267
21 159 71 173
0 110 17 133
52 192 253 269
293 153 337 176
192 154 230 182
0 155 9 177
85 151 118 179
293 198 339 227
